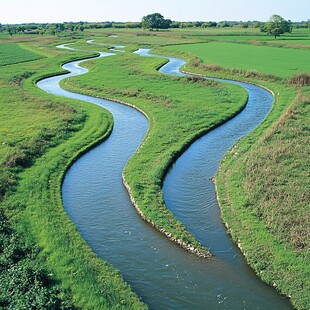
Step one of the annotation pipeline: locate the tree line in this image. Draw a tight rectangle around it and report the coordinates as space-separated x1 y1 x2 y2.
1 14 309 37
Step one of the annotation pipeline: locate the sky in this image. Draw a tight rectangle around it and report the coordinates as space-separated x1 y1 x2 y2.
1 0 309 24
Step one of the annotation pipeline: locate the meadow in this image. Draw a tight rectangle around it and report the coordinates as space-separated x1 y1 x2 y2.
0 26 309 309
165 42 310 77
63 29 309 309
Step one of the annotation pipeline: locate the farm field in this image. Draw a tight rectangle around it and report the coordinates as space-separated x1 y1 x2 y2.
84 27 310 47
0 26 309 309
0 43 43 66
165 41 310 77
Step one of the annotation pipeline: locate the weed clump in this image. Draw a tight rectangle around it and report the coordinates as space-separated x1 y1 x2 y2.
288 73 310 87
0 209 74 309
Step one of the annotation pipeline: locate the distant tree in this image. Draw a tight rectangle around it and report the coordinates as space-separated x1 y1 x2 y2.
15 25 23 33
112 23 126 29
56 23 65 32
103 22 113 28
252 21 262 28
7 25 16 36
124 22 142 28
194 21 203 27
218 21 230 28
170 21 181 28
77 23 84 31
163 19 172 29
37 26 45 36
48 25 56 35
142 13 171 30
180 22 194 28
239 21 249 28
65 23 75 32
261 14 292 39
202 21 217 28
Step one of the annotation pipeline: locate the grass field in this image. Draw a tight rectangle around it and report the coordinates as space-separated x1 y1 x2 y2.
0 27 309 309
0 43 43 66
215 88 310 310
165 42 310 78
84 27 310 48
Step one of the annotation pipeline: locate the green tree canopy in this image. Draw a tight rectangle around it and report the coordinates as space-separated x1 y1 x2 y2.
142 13 171 30
261 14 292 39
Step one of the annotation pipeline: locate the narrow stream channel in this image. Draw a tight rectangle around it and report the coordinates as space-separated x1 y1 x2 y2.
37 46 293 309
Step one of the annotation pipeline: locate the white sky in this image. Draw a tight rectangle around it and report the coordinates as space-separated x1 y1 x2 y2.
1 0 309 24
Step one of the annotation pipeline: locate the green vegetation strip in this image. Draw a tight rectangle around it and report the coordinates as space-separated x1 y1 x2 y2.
215 87 309 310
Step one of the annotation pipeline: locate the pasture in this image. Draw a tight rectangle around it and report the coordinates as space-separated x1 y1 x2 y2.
165 42 310 78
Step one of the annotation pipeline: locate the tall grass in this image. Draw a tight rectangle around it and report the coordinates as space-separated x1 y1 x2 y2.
215 87 309 310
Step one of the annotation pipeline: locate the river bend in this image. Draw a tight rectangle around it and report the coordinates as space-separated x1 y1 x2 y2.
37 46 292 309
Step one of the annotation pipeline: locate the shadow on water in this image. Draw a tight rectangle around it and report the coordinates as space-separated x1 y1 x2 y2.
37 46 293 309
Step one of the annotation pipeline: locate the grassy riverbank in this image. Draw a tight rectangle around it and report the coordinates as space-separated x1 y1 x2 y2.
0 36 146 308
161 41 309 309
216 89 310 310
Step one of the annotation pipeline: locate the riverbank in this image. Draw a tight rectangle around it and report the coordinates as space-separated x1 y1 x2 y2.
215 88 309 310
0 37 147 308
159 47 309 309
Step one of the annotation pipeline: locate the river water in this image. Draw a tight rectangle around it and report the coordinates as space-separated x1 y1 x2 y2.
37 47 292 309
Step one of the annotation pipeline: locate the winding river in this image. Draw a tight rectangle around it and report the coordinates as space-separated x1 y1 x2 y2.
37 46 292 309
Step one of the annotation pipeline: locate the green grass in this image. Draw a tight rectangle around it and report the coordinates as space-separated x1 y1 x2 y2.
175 27 310 45
165 42 310 78
84 27 310 49
0 43 43 66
